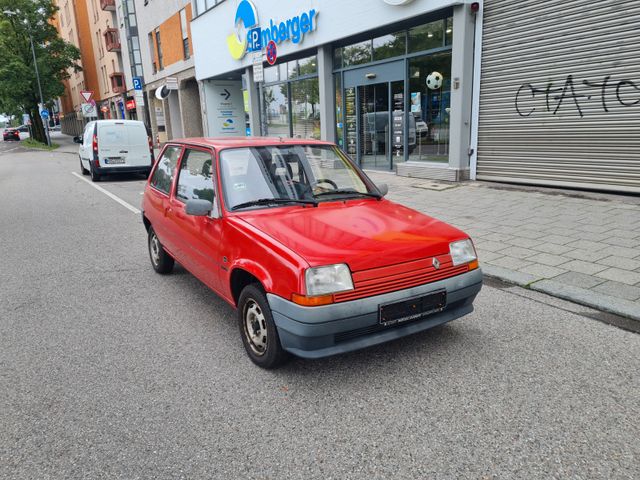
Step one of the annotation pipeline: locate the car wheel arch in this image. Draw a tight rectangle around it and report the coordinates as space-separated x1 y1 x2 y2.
142 215 151 232
230 267 270 307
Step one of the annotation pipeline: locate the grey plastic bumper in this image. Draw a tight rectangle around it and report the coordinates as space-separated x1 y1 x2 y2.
267 268 483 359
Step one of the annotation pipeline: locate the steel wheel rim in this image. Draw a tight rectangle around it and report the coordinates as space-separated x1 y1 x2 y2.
150 233 161 266
243 299 267 356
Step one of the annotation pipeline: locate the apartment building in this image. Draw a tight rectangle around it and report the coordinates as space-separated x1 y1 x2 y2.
54 0 101 135
135 0 202 144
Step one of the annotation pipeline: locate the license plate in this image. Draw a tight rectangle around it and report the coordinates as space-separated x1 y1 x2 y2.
105 157 125 165
379 290 447 326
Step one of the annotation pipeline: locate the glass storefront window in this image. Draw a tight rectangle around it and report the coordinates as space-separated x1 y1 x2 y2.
263 84 290 138
343 40 372 66
333 48 343 69
264 65 279 83
445 17 453 45
291 78 321 140
298 56 317 76
373 32 406 61
408 20 445 53
335 74 343 148
408 52 452 163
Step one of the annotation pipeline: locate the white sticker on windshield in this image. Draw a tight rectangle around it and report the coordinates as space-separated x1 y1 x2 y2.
228 156 249 176
233 182 247 190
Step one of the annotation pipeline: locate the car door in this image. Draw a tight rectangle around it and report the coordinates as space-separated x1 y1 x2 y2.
146 144 184 258
122 122 151 168
166 146 223 292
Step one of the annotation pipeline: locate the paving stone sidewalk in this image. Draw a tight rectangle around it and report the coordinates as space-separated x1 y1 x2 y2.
366 171 640 322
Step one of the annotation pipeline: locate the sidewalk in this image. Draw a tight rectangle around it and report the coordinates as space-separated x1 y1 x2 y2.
366 171 640 322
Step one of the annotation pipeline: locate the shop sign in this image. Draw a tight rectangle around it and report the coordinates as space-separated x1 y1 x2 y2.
227 0 318 60
126 99 136 110
166 77 179 90
135 90 145 108
207 81 244 136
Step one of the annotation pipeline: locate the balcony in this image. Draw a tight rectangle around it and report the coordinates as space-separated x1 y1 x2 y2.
100 0 115 11
110 72 126 94
104 28 120 52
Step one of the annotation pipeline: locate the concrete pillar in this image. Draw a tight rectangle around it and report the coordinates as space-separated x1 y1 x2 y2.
179 79 204 138
317 45 336 143
448 4 476 173
246 67 261 136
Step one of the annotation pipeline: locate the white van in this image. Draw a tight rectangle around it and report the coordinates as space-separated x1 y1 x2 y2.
75 120 153 182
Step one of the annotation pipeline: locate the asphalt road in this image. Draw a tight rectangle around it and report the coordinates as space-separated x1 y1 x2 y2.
1 144 639 479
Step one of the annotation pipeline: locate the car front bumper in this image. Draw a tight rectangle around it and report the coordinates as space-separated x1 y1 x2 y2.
267 268 483 359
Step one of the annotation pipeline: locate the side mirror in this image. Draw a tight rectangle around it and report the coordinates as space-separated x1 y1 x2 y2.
73 136 82 144
377 183 389 197
185 199 213 217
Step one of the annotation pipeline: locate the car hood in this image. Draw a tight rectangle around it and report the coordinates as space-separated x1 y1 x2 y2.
236 199 468 272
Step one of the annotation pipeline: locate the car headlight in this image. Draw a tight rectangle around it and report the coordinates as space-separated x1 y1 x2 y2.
305 264 354 296
450 239 477 266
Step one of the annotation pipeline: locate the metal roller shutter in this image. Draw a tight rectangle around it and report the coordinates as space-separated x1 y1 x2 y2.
476 0 640 194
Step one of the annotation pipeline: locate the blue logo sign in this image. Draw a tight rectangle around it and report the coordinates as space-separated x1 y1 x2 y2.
133 77 143 90
228 0 318 60
40 109 49 119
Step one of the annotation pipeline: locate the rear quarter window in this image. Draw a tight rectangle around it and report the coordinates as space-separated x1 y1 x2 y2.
150 146 182 195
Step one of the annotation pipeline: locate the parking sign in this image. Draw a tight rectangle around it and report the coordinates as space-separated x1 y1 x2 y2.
133 77 143 90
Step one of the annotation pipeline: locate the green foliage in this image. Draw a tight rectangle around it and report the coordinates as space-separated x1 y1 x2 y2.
0 0 80 142
22 138 59 150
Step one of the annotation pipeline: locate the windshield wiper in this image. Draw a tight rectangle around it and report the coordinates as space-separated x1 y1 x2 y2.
231 198 318 211
314 189 381 199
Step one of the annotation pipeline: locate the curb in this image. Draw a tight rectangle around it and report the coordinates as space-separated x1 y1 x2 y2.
482 265 640 322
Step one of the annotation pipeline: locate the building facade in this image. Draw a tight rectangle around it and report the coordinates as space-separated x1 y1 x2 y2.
191 0 478 181
473 0 640 194
135 0 203 145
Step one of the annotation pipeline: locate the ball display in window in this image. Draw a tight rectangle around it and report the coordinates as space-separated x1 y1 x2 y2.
426 71 443 90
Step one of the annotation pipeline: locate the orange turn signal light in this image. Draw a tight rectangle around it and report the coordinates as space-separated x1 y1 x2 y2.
468 260 479 271
291 293 334 306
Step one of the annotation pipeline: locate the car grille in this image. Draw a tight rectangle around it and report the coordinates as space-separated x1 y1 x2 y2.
333 255 468 303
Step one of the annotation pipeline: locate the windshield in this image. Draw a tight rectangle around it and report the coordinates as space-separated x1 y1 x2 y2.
219 145 374 211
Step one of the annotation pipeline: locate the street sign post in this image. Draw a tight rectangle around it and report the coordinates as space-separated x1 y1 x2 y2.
80 90 93 103
134 90 145 108
253 52 264 83
81 103 97 118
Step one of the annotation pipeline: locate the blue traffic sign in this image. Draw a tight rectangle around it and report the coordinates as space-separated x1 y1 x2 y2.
133 77 143 90
40 109 49 119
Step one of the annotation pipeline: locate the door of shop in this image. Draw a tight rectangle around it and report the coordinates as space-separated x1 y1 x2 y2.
343 61 406 170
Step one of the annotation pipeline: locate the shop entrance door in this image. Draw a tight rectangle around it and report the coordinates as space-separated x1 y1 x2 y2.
343 61 405 171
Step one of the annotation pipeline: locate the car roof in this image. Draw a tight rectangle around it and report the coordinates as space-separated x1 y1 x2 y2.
166 137 335 149
95 119 145 126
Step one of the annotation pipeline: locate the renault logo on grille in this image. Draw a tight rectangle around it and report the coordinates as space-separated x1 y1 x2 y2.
432 258 441 270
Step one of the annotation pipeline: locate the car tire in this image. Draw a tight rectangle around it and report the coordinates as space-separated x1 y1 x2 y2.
148 227 174 274
238 284 289 369
79 157 89 175
90 164 101 182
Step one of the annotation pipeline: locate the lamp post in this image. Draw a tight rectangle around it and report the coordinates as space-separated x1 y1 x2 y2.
3 9 51 146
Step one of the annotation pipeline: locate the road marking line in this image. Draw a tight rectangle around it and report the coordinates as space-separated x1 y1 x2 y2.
0 147 20 155
71 171 141 215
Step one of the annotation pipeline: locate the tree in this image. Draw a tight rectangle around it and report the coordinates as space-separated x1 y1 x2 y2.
0 0 80 143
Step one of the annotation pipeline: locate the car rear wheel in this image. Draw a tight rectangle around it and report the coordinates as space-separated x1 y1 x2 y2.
238 284 288 369
79 157 89 175
90 164 101 182
148 227 174 274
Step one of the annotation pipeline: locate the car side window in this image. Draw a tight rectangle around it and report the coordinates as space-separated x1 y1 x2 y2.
150 146 182 195
176 149 215 203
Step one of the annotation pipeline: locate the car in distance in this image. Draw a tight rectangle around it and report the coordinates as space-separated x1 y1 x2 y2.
74 119 154 182
3 128 20 141
142 137 482 368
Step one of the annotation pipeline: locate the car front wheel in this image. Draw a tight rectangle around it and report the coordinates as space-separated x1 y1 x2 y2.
238 284 288 369
148 227 174 274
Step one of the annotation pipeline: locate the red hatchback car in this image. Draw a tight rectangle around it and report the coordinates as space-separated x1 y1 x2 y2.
142 138 482 368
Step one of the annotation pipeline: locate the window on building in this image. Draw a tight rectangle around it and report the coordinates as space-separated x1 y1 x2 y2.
261 55 321 140
155 29 163 70
180 8 190 59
